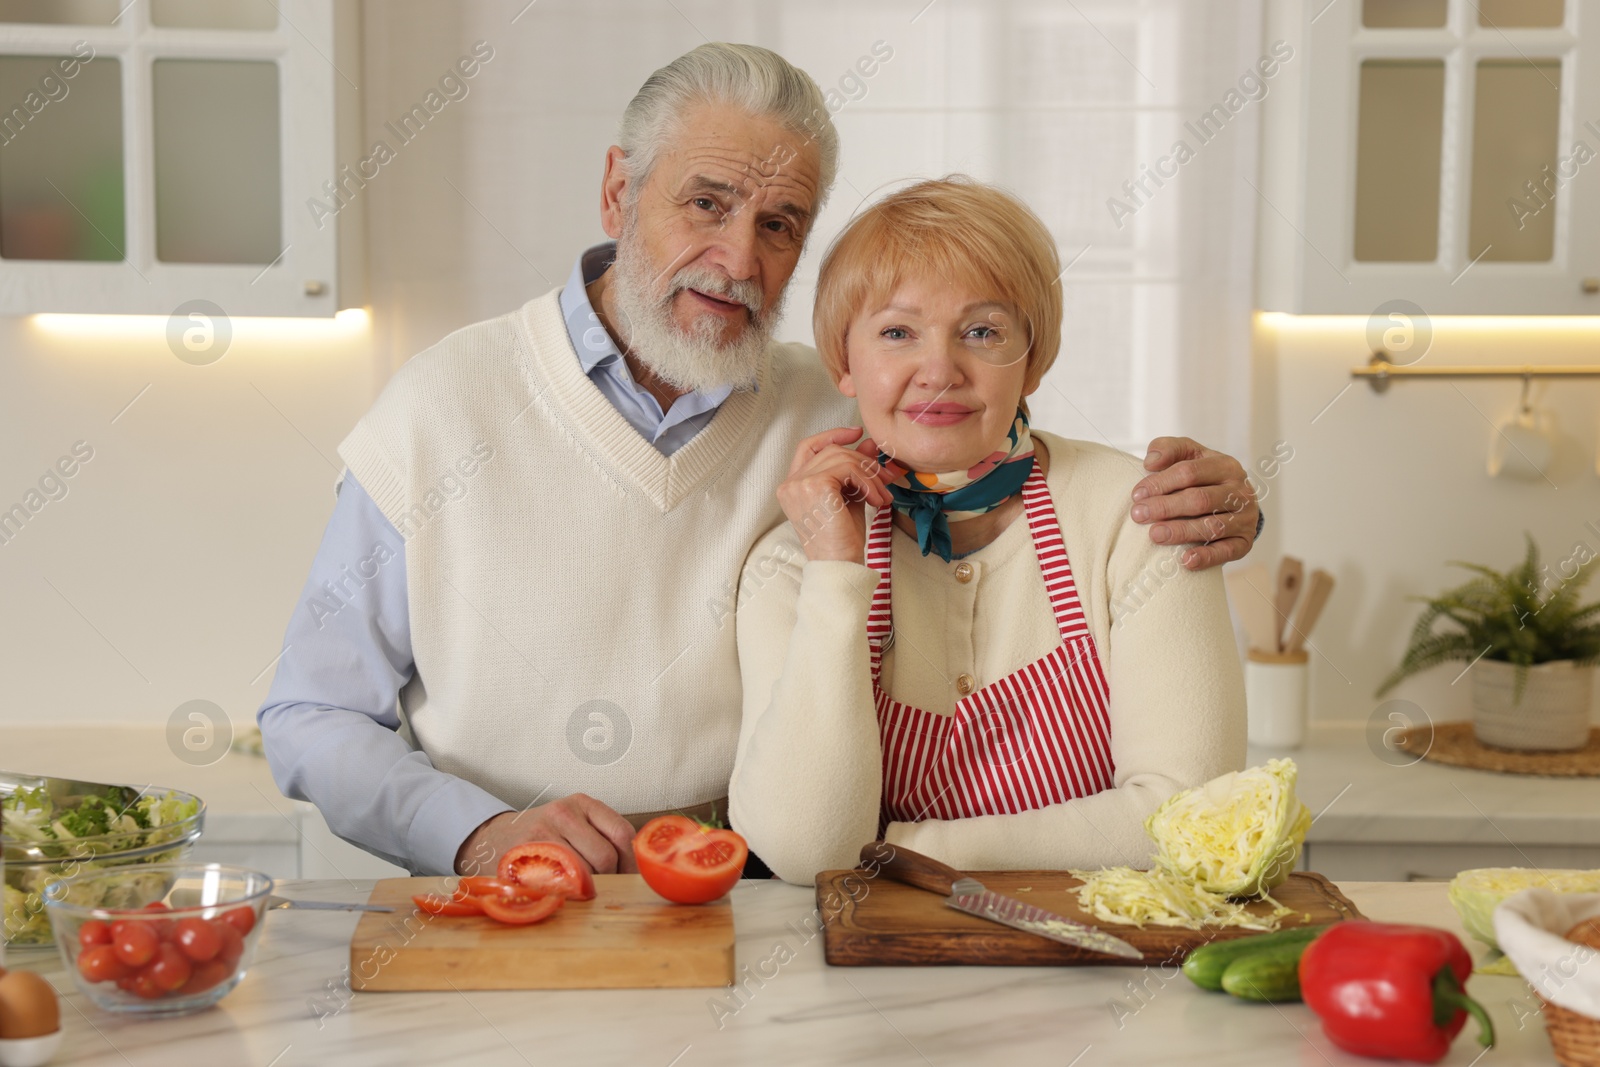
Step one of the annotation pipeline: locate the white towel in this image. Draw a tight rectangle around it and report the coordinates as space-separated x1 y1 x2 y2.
1493 888 1600 1019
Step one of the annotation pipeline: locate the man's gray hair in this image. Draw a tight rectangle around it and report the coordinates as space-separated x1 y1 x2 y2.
617 42 840 214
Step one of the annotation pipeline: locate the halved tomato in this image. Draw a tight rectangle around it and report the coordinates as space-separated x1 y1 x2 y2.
632 815 748 905
497 842 596 901
478 894 564 925
412 893 484 917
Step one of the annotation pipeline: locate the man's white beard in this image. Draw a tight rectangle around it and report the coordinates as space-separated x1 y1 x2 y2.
607 216 786 394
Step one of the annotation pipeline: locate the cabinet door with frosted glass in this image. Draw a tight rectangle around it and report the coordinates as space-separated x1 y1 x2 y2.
1260 0 1600 314
0 0 358 316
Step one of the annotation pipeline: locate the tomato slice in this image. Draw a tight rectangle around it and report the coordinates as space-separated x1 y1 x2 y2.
497 842 596 901
632 816 748 905
412 893 484 917
479 894 564 925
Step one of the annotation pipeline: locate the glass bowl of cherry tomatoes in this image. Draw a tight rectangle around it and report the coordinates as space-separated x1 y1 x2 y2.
42 863 271 1016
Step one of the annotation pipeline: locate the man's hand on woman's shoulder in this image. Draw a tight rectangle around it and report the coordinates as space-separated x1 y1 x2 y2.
1129 436 1260 571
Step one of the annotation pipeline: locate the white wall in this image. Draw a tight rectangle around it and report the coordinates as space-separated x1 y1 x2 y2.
1255 315 1600 726
0 313 378 730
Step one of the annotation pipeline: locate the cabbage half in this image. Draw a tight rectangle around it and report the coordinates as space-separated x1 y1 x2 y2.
1144 758 1313 897
1449 867 1600 974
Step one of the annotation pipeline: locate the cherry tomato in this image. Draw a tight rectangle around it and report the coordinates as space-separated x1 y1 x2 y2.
172 917 221 963
182 959 232 994
497 842 596 901
140 901 175 940
412 893 484 917
126 970 165 999
478 894 564 925
146 943 193 993
213 920 245 971
77 943 130 983
78 919 113 949
113 922 159 967
632 816 748 905
219 907 256 937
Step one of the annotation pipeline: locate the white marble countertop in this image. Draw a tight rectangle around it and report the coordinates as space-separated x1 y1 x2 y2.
4 878 1569 1066
1252 722 1600 846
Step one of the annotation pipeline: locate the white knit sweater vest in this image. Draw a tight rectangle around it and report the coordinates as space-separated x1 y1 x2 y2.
338 288 857 815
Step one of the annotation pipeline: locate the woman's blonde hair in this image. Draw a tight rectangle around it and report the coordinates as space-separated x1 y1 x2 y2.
812 176 1063 401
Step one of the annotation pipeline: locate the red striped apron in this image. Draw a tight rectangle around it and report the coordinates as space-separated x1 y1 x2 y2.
867 464 1115 827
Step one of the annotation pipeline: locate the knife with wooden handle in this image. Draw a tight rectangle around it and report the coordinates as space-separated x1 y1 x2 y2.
860 842 1142 960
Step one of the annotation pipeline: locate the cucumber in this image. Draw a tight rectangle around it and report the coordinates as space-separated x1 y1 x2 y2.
1180 923 1333 992
1220 942 1310 1002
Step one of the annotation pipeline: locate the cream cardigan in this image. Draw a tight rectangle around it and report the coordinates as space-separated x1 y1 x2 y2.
728 431 1247 885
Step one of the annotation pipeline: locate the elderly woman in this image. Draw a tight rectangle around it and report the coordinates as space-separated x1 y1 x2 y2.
728 178 1247 885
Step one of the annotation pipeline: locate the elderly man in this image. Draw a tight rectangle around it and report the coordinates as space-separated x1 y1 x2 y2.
258 43 1262 879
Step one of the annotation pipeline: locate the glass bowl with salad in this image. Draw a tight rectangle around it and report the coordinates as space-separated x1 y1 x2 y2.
2 773 205 950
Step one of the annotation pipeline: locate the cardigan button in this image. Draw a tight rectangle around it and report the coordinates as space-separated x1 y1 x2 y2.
955 673 976 696
953 561 974 583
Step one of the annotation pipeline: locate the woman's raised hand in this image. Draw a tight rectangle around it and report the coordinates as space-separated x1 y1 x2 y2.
777 427 894 562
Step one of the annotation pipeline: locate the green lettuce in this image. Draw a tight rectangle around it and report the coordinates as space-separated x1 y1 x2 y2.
1449 867 1600 975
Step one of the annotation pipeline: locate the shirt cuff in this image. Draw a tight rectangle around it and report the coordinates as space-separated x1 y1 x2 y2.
404 776 514 877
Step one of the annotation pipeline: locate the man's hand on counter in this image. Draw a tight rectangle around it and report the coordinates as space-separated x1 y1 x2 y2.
455 794 639 876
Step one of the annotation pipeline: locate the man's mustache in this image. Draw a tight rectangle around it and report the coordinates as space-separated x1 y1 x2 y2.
666 265 765 321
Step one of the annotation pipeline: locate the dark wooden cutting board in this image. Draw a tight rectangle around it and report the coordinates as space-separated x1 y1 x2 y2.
816 868 1362 967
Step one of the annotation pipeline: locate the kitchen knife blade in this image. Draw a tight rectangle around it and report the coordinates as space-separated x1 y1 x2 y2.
859 842 1142 960
266 896 394 913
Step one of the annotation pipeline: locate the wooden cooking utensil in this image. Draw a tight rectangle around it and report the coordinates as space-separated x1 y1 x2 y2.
1225 563 1280 653
1272 556 1304 652
1284 569 1335 653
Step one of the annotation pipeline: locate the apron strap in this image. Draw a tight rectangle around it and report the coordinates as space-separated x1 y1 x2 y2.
864 503 896 681
1018 465 1090 641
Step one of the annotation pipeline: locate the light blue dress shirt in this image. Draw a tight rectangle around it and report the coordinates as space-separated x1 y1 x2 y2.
257 244 737 875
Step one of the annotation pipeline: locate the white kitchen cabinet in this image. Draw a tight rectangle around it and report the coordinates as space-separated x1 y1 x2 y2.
1256 0 1600 314
0 0 363 316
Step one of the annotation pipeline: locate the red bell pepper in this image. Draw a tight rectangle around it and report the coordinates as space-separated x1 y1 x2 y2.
1298 921 1494 1064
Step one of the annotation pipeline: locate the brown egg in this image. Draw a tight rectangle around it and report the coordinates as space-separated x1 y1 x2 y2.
0 970 60 1039
1566 916 1600 950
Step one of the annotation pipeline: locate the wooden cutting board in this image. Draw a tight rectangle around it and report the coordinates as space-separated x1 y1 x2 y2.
817 869 1362 967
349 875 734 990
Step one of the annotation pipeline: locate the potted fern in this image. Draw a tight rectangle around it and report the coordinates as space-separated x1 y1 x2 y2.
1377 536 1600 751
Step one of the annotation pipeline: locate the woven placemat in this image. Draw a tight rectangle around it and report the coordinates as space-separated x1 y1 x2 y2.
1395 722 1600 777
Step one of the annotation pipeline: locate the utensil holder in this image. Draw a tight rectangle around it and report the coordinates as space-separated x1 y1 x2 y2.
1246 648 1309 748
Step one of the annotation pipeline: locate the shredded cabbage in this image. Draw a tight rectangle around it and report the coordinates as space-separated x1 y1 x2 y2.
1449 867 1600 975
1067 759 1313 931
1069 866 1290 931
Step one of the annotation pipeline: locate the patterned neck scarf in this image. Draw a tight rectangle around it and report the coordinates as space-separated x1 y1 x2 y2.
877 408 1035 562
